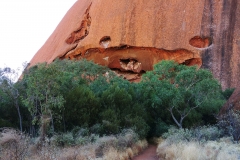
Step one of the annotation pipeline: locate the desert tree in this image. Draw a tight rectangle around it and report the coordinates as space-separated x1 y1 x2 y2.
22 63 65 141
0 67 23 132
142 60 224 128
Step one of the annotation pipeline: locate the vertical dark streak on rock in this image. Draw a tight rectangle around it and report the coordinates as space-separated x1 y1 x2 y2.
152 0 160 46
200 0 214 69
120 14 126 43
129 4 137 45
220 0 228 88
201 0 237 89
120 2 130 44
220 0 237 88
228 0 237 87
152 4 157 46
209 0 214 38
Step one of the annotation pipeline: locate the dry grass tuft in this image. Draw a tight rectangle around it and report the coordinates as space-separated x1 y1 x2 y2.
0 128 30 160
103 147 120 160
58 147 78 160
0 128 147 160
101 139 148 160
131 139 148 156
0 128 22 145
180 142 201 160
157 138 240 160
126 148 134 159
151 137 164 144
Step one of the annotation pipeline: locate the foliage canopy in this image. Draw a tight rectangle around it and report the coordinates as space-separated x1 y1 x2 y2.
0 59 227 138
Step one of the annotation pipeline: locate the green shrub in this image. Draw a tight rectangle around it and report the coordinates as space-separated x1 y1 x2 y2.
163 125 223 144
52 127 100 147
221 88 235 100
154 120 170 137
162 127 193 143
71 127 89 137
53 132 74 147
75 134 99 145
125 116 149 139
116 129 139 150
217 110 240 141
90 123 103 134
100 109 121 134
63 85 100 130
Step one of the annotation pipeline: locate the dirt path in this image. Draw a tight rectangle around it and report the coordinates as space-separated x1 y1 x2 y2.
133 145 158 160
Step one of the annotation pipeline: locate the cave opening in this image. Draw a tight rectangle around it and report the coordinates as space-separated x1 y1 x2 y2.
120 58 137 65
111 68 145 82
119 58 142 73
180 58 202 67
99 36 111 48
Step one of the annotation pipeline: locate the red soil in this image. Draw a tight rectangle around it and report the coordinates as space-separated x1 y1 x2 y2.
133 145 158 160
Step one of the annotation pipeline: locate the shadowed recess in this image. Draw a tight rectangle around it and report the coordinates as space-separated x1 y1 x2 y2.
59 45 202 82
99 36 111 48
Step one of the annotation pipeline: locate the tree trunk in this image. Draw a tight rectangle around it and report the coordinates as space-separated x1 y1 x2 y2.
169 106 182 128
49 111 54 133
15 100 22 132
63 112 66 132
40 114 50 143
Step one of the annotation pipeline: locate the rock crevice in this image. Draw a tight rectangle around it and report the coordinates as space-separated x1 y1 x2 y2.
65 3 92 44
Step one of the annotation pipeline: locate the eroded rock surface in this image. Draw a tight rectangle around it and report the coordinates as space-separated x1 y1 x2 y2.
29 0 240 89
65 3 92 44
60 45 201 81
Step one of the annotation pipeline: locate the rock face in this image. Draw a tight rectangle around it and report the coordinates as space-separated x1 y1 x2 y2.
30 0 240 89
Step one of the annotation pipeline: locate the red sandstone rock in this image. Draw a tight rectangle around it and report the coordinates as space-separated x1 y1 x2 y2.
189 36 211 49
29 0 240 89
62 46 201 81
219 88 240 115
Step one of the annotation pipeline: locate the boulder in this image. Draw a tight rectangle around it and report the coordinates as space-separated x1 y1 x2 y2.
219 88 240 114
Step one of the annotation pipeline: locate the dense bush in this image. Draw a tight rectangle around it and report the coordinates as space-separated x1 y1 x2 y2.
141 60 225 129
0 59 228 139
63 85 101 130
221 88 235 100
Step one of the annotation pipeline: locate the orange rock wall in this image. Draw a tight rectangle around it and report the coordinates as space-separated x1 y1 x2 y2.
30 0 240 89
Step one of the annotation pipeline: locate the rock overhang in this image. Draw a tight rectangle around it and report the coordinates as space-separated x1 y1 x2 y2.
59 44 202 81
